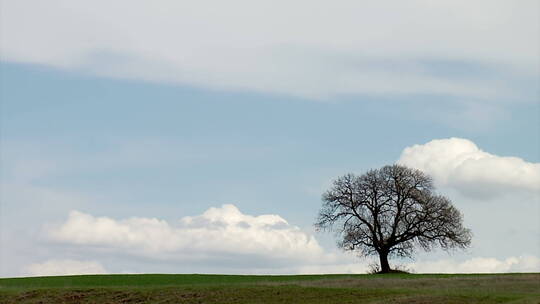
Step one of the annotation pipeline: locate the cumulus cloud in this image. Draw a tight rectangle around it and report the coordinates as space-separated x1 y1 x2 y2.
42 204 540 274
49 204 326 267
408 255 540 274
398 138 540 198
1 1 537 99
22 259 107 277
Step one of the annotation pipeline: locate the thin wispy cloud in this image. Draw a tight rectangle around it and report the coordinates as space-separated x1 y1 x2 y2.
1 0 537 100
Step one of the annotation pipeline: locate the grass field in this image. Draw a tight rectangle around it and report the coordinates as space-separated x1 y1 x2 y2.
1 273 539 303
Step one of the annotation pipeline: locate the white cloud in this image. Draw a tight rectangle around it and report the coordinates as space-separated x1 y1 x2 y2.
296 255 540 274
21 259 107 277
49 204 326 266
398 138 540 198
408 255 540 274
39 204 540 274
1 0 537 99
294 260 372 275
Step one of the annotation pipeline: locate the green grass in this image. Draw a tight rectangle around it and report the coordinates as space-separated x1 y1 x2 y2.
1 273 539 303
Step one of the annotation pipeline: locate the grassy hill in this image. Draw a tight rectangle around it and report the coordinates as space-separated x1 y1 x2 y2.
1 273 539 303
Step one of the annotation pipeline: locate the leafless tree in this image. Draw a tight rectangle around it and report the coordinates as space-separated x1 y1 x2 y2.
315 164 471 273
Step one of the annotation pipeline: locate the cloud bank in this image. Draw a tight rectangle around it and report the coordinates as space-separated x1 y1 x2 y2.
295 255 540 274
46 204 540 275
398 138 540 198
50 205 325 267
21 255 540 276
1 1 537 99
22 260 107 277
408 255 540 274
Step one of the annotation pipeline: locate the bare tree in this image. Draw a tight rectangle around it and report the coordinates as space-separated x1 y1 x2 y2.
316 164 471 273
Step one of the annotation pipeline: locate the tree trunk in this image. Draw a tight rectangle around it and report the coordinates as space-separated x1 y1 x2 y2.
379 251 391 273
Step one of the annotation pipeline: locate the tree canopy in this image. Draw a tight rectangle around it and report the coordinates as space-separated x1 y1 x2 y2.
315 164 471 273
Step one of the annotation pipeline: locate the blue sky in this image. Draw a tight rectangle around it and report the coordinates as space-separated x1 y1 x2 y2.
1 0 539 276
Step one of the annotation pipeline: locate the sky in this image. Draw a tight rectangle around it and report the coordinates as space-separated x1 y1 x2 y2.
0 0 539 277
